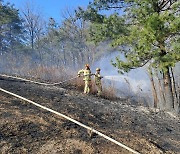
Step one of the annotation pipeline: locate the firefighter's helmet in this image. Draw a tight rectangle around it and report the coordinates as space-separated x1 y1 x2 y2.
96 68 100 71
85 64 90 68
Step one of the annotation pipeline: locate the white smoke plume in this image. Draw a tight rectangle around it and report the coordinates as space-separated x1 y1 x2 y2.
92 51 153 106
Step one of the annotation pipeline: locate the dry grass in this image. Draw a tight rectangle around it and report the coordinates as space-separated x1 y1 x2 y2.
70 77 118 100
0 55 70 82
101 81 117 100
1 55 150 102
1 56 120 100
26 65 67 82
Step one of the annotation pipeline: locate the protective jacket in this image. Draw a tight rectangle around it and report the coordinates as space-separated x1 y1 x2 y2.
78 69 92 81
78 69 92 94
95 72 103 96
95 73 102 85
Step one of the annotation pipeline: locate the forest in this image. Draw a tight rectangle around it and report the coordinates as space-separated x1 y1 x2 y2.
0 0 179 114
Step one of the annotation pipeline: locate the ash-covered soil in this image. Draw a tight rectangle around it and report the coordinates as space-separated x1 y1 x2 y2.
0 76 179 154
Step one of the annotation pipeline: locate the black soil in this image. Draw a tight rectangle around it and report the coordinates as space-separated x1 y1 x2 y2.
0 76 179 154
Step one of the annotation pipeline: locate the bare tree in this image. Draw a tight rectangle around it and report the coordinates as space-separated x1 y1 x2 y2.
22 1 45 50
60 7 96 67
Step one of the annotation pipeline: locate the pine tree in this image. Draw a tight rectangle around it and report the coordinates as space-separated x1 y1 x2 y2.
77 0 180 112
0 0 24 53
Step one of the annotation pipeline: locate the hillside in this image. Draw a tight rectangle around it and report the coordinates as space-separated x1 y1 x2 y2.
0 76 179 154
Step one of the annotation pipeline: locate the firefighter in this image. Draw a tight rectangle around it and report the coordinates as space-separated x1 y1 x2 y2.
77 64 92 94
95 68 103 96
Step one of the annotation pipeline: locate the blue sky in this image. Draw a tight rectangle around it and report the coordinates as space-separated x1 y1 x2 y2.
4 0 91 22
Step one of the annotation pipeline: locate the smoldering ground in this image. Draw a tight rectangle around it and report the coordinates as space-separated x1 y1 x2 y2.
0 72 179 154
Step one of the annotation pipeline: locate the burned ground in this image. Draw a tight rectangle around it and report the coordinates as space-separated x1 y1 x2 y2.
0 76 179 154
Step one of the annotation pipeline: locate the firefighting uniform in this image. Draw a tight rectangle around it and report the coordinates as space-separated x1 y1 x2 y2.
78 69 92 94
95 72 103 96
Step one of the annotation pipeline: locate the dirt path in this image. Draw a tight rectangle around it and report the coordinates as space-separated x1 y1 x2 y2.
0 76 179 154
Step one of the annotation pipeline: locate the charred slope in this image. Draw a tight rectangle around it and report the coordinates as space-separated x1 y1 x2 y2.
0 76 179 154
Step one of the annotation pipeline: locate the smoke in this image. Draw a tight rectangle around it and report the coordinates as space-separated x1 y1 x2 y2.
92 51 150 89
103 75 147 92
92 51 153 106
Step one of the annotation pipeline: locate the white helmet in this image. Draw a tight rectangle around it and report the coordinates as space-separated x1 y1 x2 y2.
96 68 100 71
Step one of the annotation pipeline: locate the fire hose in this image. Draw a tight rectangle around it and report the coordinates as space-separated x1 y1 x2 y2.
0 87 140 154
0 73 141 153
0 74 78 86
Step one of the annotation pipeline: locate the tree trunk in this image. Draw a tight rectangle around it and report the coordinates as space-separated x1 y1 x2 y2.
170 67 180 113
72 52 76 69
80 51 84 66
159 43 174 111
170 68 178 101
151 76 158 108
31 30 34 50
62 48 67 66
148 68 158 108
163 67 174 111
157 76 166 109
0 26 3 53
